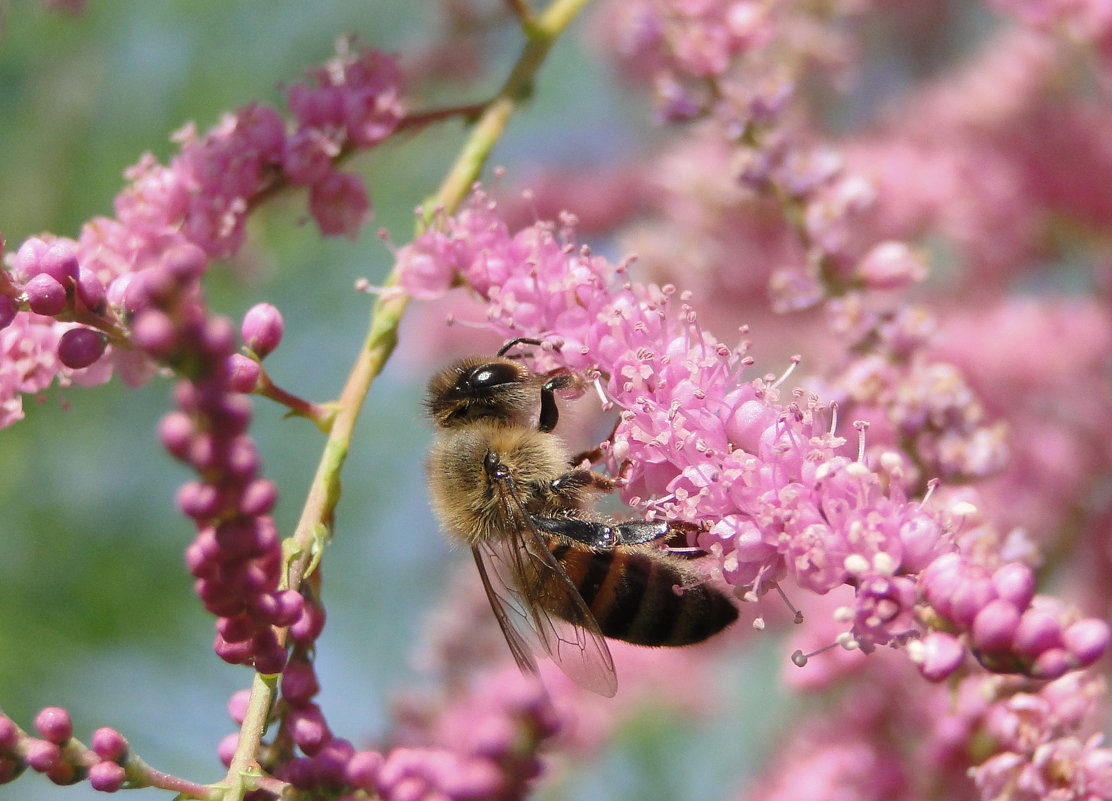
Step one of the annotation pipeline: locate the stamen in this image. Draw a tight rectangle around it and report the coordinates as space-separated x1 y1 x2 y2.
771 354 802 389
774 583 804 624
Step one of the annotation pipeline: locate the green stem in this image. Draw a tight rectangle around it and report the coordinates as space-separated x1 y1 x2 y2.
220 1 593 797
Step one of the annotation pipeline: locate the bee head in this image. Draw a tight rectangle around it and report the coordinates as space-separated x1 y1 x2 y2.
425 356 536 428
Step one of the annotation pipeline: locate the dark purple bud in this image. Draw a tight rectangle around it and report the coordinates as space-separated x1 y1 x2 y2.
90 728 128 762
1013 610 1063 657
88 760 126 792
75 268 106 312
131 309 178 357
251 628 287 675
14 237 48 280
0 715 18 750
0 295 17 330
312 738 354 789
40 243 80 286
1063 618 1109 667
34 708 73 744
239 479 277 517
215 519 273 560
282 757 315 790
57 327 107 369
227 354 260 393
281 661 320 706
991 563 1035 611
197 579 245 618
25 739 61 772
242 303 284 358
214 633 255 665
289 602 326 645
0 753 26 784
344 750 383 791
162 243 208 285
971 599 1021 654
217 733 239 767
217 614 256 644
46 760 81 785
227 689 252 725
289 704 331 756
25 273 68 316
271 590 304 628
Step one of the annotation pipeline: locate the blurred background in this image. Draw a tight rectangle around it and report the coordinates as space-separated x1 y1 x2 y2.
0 2 792 799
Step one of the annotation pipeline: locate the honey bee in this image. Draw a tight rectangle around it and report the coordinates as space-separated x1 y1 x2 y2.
424 338 737 696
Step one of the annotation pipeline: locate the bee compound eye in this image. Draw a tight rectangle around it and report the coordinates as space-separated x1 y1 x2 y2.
466 362 519 390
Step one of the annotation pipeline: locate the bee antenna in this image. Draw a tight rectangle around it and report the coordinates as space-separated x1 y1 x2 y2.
498 337 548 358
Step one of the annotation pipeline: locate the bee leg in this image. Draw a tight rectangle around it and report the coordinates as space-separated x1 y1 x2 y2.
531 516 701 551
537 372 579 433
549 468 620 498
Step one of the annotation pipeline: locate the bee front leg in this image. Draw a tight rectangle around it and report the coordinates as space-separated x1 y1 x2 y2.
537 372 579 433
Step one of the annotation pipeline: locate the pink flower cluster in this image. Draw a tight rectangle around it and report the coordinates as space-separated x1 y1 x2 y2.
0 42 400 428
398 191 1109 678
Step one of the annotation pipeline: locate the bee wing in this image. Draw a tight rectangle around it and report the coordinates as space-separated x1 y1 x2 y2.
474 528 618 698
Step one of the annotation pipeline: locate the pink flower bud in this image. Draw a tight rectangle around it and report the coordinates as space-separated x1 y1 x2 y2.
130 309 178 356
88 760 126 792
25 273 68 316
34 707 73 744
39 243 80 286
226 690 252 725
972 599 1021 653
90 727 129 762
241 303 284 358
25 739 61 772
914 631 965 681
344 750 383 790
289 704 331 755
217 733 239 767
75 268 106 312
226 354 260 393
1030 648 1070 680
991 562 1035 611
162 243 207 285
1063 618 1109 667
13 237 49 280
1013 609 1063 657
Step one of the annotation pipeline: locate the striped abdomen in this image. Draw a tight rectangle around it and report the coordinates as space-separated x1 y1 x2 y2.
544 542 738 646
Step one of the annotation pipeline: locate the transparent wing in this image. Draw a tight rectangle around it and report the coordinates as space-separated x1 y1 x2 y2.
474 476 618 697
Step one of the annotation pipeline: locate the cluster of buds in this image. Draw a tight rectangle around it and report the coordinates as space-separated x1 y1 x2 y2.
913 554 1109 681
0 708 131 792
